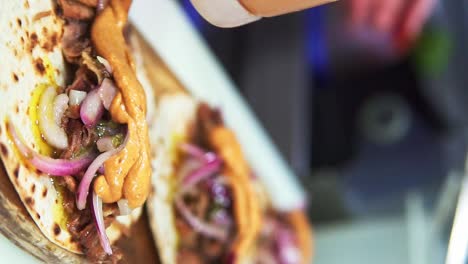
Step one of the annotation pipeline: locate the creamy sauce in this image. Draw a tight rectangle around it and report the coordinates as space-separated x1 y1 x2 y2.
208 126 261 260
209 127 311 263
239 0 332 17
91 0 151 208
287 210 313 264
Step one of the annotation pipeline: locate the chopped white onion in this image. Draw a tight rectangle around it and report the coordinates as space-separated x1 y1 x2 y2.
69 90 87 106
53 93 69 125
97 56 112 73
38 86 69 149
117 199 132 216
96 137 115 152
98 78 117 110
80 89 104 128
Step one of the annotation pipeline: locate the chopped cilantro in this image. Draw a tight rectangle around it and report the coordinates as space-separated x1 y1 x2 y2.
112 133 124 147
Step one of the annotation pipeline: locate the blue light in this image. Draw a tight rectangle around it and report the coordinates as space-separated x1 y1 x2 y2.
181 0 205 31
305 6 330 87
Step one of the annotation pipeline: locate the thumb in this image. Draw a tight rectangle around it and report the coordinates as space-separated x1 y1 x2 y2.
189 0 260 28
395 0 436 52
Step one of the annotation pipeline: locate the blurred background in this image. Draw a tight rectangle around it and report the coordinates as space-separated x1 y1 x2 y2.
178 0 467 263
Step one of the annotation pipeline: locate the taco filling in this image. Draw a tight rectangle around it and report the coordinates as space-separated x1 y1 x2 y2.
172 106 236 263
6 0 151 261
254 212 305 264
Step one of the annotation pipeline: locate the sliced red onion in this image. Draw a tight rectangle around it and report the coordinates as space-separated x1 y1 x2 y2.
98 78 117 110
117 199 132 216
53 93 69 125
98 165 105 174
7 123 95 176
179 143 217 163
182 157 222 189
38 86 69 149
76 149 118 210
211 208 232 227
211 179 231 207
175 196 228 241
96 56 112 73
261 217 279 237
256 249 277 264
69 90 87 106
92 191 113 255
76 133 127 210
177 158 201 182
80 88 104 128
276 228 301 264
96 137 114 152
180 143 205 160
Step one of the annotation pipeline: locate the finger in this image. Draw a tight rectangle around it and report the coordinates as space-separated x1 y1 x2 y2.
372 0 406 33
190 0 260 28
349 0 373 27
398 0 436 45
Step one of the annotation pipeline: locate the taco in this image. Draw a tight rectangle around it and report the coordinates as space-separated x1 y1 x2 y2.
142 95 261 263
128 26 312 264
142 92 312 264
127 42 264 263
0 0 152 261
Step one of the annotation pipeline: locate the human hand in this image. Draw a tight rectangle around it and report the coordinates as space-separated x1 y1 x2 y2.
349 0 437 54
190 0 336 28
